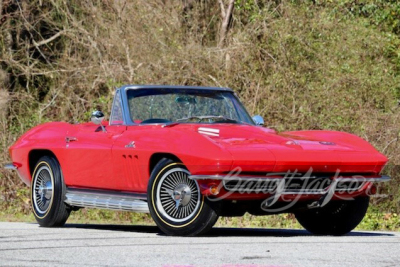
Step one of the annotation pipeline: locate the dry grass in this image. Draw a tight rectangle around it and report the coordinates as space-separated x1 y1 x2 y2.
0 0 399 226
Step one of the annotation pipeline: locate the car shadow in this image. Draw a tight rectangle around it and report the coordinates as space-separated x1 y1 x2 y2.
64 224 160 234
62 224 394 237
207 227 394 237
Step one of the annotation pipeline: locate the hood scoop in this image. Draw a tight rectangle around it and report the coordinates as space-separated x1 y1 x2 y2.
198 127 220 137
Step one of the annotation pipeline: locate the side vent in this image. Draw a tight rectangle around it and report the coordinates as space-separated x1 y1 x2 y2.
122 154 141 189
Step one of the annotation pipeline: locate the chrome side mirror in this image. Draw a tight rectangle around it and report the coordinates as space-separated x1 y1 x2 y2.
91 110 106 132
252 115 264 126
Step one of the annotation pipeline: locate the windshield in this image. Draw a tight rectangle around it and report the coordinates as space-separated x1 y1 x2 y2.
126 88 254 125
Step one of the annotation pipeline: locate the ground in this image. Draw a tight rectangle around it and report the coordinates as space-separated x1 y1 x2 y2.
0 222 399 267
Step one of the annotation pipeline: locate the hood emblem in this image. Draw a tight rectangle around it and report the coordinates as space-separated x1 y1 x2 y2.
320 141 335 145
198 127 220 137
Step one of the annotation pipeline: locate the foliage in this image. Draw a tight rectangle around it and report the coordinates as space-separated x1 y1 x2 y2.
0 0 400 229
358 206 400 231
329 0 400 35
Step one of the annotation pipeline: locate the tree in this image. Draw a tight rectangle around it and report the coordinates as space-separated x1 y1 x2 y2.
218 0 235 48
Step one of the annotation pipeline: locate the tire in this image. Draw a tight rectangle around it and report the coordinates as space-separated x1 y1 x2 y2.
31 155 71 227
147 158 220 236
295 197 370 235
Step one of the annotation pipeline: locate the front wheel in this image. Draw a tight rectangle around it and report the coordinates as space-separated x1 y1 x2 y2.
147 159 220 236
295 197 370 235
31 156 71 227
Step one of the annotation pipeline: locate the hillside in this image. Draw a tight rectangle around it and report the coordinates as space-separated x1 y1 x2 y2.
0 0 399 229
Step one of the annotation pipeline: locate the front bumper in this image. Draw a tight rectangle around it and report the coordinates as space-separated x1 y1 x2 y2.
189 174 390 197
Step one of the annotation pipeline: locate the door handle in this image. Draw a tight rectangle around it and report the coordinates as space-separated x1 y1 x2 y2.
65 137 77 143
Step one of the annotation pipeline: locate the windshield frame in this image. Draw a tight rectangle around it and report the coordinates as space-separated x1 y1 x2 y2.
120 86 255 126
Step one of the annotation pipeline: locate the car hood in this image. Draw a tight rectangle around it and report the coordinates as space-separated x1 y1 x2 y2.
177 124 387 174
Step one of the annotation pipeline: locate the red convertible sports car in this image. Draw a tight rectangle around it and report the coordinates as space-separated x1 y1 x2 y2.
5 85 390 236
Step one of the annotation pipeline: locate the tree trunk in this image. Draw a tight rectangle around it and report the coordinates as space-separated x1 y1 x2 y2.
218 0 234 48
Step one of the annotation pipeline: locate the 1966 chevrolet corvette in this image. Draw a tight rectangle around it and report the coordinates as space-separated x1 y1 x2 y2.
5 85 390 236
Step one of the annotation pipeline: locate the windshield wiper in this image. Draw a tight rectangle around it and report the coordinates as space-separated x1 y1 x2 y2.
176 115 240 123
162 122 180 128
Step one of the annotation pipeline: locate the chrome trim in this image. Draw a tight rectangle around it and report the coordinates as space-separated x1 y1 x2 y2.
64 189 149 213
198 127 220 133
189 174 391 195
33 165 53 214
282 191 329 195
198 127 220 137
4 163 18 171
156 167 201 222
189 175 294 181
4 163 27 186
122 85 233 92
335 176 391 183
189 174 391 182
109 88 127 126
125 141 136 148
320 141 336 145
65 136 77 143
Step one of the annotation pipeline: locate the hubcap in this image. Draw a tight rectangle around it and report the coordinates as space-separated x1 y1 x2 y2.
33 166 53 214
171 184 192 208
156 168 201 223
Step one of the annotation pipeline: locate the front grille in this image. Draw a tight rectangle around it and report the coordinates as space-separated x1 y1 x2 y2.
224 179 278 192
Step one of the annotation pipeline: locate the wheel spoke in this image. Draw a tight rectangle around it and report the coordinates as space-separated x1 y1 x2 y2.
164 202 175 213
163 179 176 189
172 173 181 185
157 168 201 222
183 206 188 218
33 165 53 214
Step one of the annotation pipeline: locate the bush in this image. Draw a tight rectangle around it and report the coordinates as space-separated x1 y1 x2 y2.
1 0 399 228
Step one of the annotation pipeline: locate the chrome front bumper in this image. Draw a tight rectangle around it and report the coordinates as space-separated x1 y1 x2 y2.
189 174 391 182
189 174 391 195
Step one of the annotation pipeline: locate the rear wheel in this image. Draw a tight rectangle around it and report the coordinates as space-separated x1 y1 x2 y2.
295 197 369 235
147 158 220 236
31 156 71 227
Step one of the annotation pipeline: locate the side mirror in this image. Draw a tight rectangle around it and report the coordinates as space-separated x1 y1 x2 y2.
252 115 264 126
91 111 106 132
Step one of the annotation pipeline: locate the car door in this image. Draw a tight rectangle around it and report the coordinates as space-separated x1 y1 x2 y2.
62 123 126 190
62 88 130 190
111 126 148 192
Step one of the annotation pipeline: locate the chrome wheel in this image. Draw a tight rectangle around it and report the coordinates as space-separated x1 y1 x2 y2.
156 167 200 223
33 165 54 215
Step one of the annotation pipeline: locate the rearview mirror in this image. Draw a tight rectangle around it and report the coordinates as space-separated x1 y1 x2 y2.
252 115 264 126
175 95 197 105
91 110 106 132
